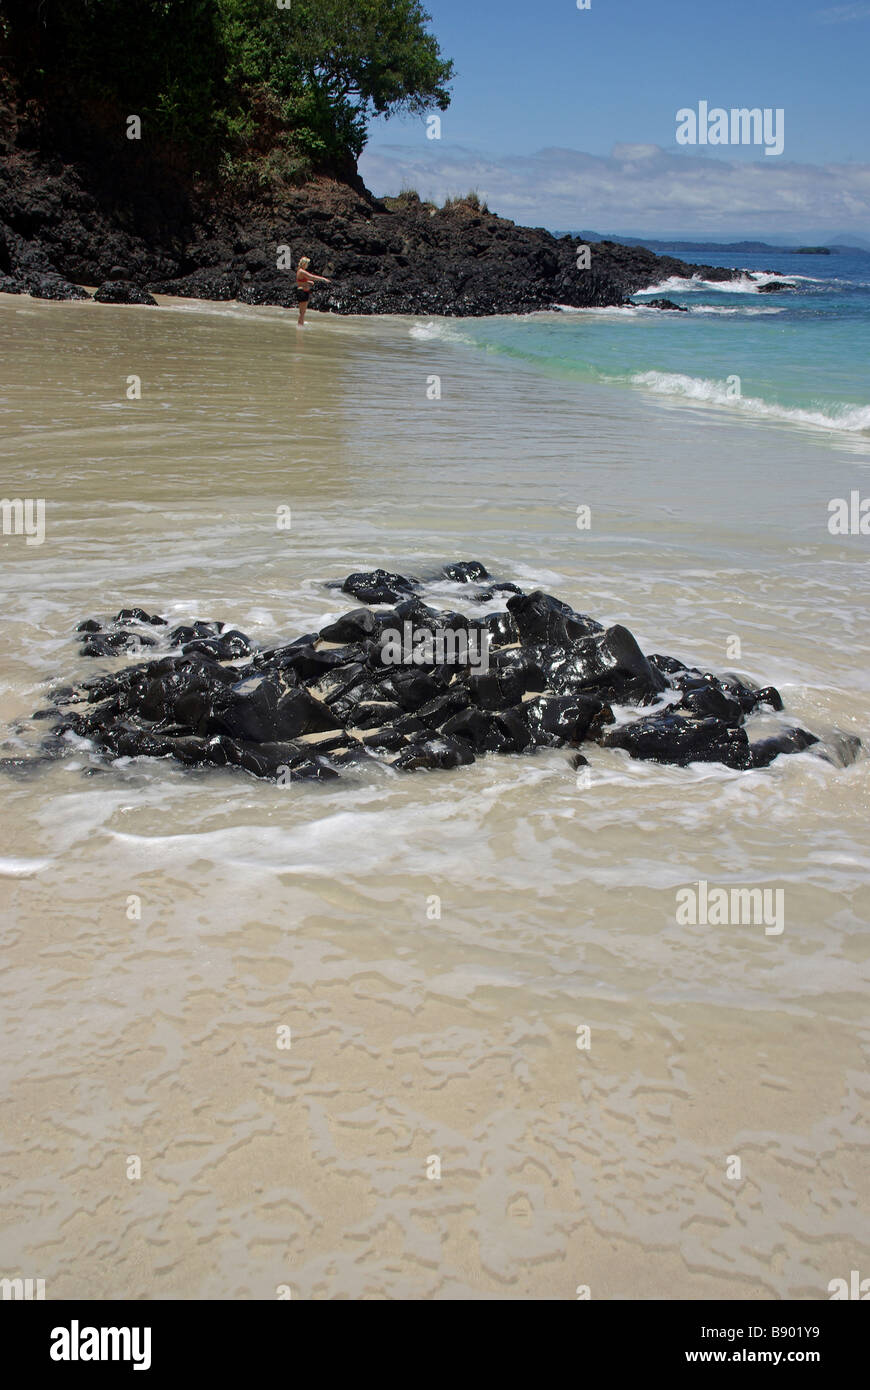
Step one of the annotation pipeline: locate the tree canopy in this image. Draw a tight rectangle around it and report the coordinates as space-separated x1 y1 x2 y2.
0 0 453 177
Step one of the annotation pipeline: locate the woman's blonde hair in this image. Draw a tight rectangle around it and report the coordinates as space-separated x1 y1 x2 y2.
298 256 311 269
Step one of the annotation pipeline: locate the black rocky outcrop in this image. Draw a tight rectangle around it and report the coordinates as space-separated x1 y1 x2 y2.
757 280 796 293
640 298 688 312
0 138 744 315
9 564 861 784
93 280 157 305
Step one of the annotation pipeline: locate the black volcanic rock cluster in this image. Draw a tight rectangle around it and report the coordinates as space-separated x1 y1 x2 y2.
15 564 860 784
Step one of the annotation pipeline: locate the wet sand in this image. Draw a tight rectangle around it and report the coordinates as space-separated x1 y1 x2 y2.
1 294 868 1298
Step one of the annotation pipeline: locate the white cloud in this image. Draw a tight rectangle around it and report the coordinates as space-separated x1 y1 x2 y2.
816 3 870 20
609 144 663 162
358 142 870 238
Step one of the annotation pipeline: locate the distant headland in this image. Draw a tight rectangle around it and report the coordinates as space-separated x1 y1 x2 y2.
559 234 870 258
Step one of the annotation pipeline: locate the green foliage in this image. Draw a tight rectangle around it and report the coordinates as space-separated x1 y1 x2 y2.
0 0 453 178
442 190 490 214
1 1 227 156
217 0 452 168
382 187 437 214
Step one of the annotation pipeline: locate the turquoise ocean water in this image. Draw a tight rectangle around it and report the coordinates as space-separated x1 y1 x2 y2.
421 247 870 436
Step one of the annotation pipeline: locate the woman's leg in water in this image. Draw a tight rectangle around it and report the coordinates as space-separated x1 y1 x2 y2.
297 298 307 327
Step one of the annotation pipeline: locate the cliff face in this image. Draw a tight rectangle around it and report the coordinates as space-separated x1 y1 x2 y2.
0 133 738 313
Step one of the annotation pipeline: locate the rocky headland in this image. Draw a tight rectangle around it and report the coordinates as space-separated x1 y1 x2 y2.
0 138 743 316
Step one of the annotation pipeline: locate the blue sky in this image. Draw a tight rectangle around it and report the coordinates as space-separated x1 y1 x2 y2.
359 0 870 239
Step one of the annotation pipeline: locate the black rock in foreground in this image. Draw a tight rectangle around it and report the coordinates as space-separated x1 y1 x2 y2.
13 566 861 783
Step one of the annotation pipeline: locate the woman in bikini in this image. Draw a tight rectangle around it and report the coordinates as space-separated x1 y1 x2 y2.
296 255 331 326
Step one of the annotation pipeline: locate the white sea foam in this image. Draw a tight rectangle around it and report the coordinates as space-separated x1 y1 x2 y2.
408 319 446 339
0 857 53 876
636 271 814 296
557 300 786 318
638 274 754 295
408 319 473 343
755 273 823 283
552 303 644 316
632 370 870 433
688 304 786 316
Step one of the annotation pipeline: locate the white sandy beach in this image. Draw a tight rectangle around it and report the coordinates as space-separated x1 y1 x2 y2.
1 293 868 1298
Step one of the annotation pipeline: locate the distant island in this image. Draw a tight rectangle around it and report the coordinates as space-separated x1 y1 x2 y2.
558 235 870 258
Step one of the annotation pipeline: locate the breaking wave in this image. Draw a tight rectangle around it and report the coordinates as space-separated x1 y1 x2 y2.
632 370 870 434
636 271 817 296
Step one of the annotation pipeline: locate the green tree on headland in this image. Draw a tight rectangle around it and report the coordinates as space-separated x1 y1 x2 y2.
220 0 452 169
0 0 453 179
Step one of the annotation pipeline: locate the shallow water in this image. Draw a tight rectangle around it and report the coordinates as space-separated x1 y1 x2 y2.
496 246 870 433
1 293 868 1298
